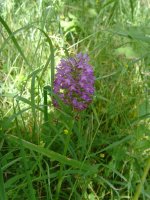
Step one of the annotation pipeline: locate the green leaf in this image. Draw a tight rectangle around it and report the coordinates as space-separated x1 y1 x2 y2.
115 46 138 59
15 96 43 112
6 134 98 175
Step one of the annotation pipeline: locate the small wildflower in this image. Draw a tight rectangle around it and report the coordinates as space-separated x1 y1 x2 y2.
53 53 95 111
100 153 105 158
64 129 69 135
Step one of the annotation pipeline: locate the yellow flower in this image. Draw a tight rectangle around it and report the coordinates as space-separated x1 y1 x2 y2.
100 153 105 158
64 129 69 135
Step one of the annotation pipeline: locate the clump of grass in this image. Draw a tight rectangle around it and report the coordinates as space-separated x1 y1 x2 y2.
0 0 150 199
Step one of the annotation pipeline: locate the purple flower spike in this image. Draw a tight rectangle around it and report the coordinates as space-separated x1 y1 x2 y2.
53 53 95 111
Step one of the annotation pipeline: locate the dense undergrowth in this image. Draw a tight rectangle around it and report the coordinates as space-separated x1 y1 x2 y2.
0 0 150 199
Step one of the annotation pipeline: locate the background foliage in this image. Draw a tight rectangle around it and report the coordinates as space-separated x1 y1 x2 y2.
0 0 150 199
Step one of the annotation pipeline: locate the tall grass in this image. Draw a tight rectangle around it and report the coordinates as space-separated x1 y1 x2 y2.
0 0 150 199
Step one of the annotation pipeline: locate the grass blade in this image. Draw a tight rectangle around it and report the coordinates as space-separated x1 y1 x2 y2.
6 134 98 174
37 28 55 91
0 16 31 67
0 164 7 200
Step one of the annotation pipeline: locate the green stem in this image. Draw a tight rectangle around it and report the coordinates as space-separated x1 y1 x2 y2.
43 86 48 124
55 133 71 200
132 157 150 200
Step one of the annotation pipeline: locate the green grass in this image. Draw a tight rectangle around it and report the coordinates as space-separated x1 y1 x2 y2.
0 0 150 199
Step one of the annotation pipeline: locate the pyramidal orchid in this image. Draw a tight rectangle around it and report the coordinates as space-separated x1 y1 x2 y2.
53 53 95 111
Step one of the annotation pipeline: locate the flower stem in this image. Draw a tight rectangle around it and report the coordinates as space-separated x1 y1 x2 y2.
55 119 74 200
55 133 71 200
132 157 150 200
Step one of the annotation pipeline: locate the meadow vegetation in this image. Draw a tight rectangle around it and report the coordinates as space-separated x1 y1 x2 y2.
0 0 150 199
